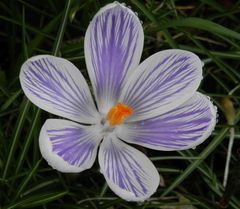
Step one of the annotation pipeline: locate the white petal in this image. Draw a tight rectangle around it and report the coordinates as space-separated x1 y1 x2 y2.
119 49 203 121
98 134 159 201
116 92 217 151
20 55 100 124
85 2 144 114
39 119 102 173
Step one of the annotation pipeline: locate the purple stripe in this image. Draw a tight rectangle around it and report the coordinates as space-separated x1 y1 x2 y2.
104 140 149 197
47 127 96 166
87 4 142 111
23 57 96 119
125 55 193 108
120 93 213 150
120 51 201 120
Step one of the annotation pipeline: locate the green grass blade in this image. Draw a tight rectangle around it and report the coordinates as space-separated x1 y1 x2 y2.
0 15 54 40
168 17 240 41
131 0 178 48
14 159 42 199
1 99 31 180
160 127 229 197
180 150 240 209
0 89 22 111
184 32 240 83
14 108 41 176
4 191 68 209
52 0 72 56
161 107 240 198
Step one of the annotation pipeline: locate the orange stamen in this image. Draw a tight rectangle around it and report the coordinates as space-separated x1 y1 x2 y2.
107 103 133 127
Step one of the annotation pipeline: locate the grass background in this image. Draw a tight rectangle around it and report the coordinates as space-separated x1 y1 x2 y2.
1 0 240 208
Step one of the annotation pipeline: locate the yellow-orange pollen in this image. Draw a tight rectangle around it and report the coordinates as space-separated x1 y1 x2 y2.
107 103 133 127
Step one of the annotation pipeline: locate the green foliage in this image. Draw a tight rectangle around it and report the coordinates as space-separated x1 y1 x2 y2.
1 0 240 208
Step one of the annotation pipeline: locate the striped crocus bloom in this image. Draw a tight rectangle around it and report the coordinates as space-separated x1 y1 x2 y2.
20 2 217 201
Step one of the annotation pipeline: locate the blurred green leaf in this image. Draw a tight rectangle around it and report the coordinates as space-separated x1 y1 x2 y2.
4 191 68 209
168 17 240 41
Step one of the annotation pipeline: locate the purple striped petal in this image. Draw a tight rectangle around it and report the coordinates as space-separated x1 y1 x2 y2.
116 92 217 151
85 2 144 114
119 49 203 121
39 119 102 173
20 55 100 124
99 135 159 201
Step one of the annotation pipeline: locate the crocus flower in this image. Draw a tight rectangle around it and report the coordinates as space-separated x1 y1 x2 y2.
20 2 217 201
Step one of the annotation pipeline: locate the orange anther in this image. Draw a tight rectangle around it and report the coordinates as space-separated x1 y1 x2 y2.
107 103 133 127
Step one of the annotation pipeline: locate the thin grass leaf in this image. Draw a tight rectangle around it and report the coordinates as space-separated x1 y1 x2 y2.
1 99 31 180
168 17 240 41
150 156 201 161
14 159 42 199
4 191 68 209
21 179 60 197
131 0 179 48
52 0 72 56
0 15 54 40
0 89 22 111
161 107 240 198
179 150 240 209
160 127 229 197
13 108 41 176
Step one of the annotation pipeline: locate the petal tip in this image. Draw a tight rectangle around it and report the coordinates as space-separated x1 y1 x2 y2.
20 54 99 124
188 93 218 149
39 119 101 173
99 137 160 202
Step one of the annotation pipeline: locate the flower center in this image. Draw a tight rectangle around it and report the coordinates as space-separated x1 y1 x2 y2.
106 103 133 127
